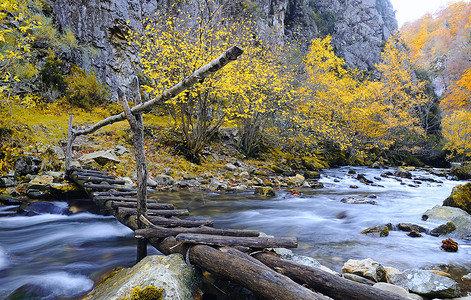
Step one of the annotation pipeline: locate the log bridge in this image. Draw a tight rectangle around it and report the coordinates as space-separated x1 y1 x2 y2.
64 46 407 300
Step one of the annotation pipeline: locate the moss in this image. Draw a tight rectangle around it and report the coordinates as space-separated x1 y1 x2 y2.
444 183 471 214
129 286 164 300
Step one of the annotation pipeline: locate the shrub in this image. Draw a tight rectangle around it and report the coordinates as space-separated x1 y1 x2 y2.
65 66 108 110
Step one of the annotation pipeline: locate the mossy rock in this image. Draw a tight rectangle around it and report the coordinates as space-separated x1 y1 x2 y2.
450 163 471 180
361 225 389 237
444 183 471 214
430 222 457 237
130 286 163 300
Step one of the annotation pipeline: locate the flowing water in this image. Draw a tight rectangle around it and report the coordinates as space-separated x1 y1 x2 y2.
0 166 470 298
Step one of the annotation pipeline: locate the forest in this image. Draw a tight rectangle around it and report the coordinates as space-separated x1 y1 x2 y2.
0 0 470 176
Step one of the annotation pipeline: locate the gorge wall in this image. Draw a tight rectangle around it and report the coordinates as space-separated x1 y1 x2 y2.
46 0 398 99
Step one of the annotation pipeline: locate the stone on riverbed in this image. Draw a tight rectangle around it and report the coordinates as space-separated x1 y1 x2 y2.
86 254 203 300
373 282 410 298
341 196 377 205
342 258 387 282
361 225 389 237
404 269 460 298
254 187 276 197
422 205 471 239
430 222 457 237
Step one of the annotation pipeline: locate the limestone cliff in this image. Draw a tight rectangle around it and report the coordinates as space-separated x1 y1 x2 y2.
46 0 397 98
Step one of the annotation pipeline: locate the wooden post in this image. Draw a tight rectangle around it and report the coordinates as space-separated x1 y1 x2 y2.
65 114 75 176
118 85 148 262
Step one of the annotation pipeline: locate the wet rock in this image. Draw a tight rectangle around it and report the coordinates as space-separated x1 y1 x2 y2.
350 185 359 189
87 254 203 300
6 284 51 300
154 174 174 186
23 202 70 215
408 231 423 237
441 238 458 252
422 205 469 221
0 176 15 188
342 273 376 285
462 273 471 281
443 183 471 214
348 169 356 174
342 258 387 282
304 171 320 179
356 174 373 184
381 171 394 178
430 222 457 237
405 269 460 298
341 197 377 205
450 162 471 180
397 223 426 233
361 225 389 237
254 187 276 197
311 182 324 189
78 150 120 166
373 282 410 298
336 211 348 219
394 168 412 179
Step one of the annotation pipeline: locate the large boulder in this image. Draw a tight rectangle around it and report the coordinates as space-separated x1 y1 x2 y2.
444 183 471 214
450 162 471 180
87 254 203 300
405 269 460 298
78 150 120 166
422 205 471 239
342 258 387 282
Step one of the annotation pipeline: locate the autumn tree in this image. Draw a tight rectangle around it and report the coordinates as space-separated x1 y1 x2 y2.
129 0 291 160
442 110 471 160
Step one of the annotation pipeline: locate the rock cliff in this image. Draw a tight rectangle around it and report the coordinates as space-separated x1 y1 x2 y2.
46 0 397 98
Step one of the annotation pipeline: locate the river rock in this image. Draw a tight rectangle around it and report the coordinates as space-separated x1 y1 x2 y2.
304 171 320 179
422 205 471 239
254 187 276 197
356 174 373 184
87 254 203 300
396 223 426 233
341 197 377 205
450 162 471 180
287 174 305 186
373 282 410 298
78 150 120 166
385 267 409 290
361 225 389 237
154 174 174 186
342 258 387 282
443 183 471 214
394 168 412 179
430 222 457 237
405 269 460 298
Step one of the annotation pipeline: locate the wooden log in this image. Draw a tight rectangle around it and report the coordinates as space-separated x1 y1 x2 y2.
93 196 158 203
69 168 110 175
65 115 75 173
175 233 298 249
72 46 244 137
252 252 410 300
146 216 213 227
112 201 174 210
75 175 126 185
92 191 137 197
71 172 116 179
118 207 189 217
83 183 134 191
135 226 260 239
153 237 328 300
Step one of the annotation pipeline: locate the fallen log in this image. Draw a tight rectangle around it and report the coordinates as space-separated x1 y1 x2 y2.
84 183 134 191
146 216 214 227
92 191 137 197
93 196 158 203
135 226 259 239
152 237 328 300
252 252 410 300
118 207 189 217
75 175 126 185
71 172 116 179
69 168 110 175
111 201 174 210
176 233 297 249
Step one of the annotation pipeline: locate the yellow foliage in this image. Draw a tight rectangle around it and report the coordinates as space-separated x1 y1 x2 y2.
443 110 471 158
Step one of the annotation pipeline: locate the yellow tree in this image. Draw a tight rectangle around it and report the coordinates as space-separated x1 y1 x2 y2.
375 34 428 145
443 110 471 160
298 36 388 153
129 0 291 160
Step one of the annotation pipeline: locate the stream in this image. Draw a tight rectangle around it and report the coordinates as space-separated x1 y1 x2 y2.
0 166 470 299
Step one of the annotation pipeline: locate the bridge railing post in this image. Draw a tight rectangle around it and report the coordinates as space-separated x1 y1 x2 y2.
65 114 75 176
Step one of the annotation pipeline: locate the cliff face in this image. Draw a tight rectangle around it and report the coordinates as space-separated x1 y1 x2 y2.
47 0 397 98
